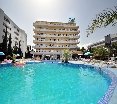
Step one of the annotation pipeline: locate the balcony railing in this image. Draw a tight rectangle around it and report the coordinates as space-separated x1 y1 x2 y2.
33 45 77 49
33 34 80 39
33 51 61 55
33 22 79 28
33 28 79 33
33 40 79 44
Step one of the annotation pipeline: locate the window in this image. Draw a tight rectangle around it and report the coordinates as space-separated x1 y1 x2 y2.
15 37 18 40
3 22 6 26
4 16 10 24
41 38 45 39
3 22 11 30
3 29 11 35
14 26 16 29
14 31 19 36
3 29 5 32
17 29 19 32
15 41 18 46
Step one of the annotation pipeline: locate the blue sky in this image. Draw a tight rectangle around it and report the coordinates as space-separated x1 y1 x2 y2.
0 0 117 48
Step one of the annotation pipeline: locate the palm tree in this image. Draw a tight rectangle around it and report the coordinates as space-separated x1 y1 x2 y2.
63 49 71 63
68 18 75 23
87 6 117 36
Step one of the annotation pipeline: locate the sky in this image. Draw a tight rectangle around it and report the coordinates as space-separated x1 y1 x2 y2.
0 0 117 48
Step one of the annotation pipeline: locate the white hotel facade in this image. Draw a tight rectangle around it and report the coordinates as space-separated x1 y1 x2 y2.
0 8 27 57
33 21 80 59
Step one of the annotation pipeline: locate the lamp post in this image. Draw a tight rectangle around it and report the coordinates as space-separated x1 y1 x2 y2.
112 48 116 61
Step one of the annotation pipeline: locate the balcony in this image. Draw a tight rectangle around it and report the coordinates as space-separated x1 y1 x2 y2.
33 34 80 39
69 35 80 39
33 45 77 49
33 28 79 34
33 40 79 44
33 22 79 28
33 40 54 43
33 34 70 38
33 51 61 55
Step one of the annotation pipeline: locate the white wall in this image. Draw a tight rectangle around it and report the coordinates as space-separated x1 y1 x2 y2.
0 8 27 57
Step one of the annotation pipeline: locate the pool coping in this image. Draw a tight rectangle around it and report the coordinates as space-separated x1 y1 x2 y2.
69 62 117 104
97 67 117 104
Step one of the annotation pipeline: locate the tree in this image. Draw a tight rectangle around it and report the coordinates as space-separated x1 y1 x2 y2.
0 43 3 52
80 47 86 53
63 49 71 63
7 34 12 56
25 46 32 58
93 47 109 60
87 6 117 36
112 42 117 56
17 40 22 57
2 26 8 55
13 42 18 54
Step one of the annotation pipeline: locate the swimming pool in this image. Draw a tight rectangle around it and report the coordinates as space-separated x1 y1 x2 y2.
0 63 115 104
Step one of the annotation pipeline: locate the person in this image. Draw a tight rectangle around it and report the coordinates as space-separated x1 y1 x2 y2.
13 57 25 67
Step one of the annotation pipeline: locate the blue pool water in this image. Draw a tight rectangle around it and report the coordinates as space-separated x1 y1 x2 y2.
0 63 110 104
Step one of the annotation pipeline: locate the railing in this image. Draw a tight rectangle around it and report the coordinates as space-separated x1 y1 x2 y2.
33 46 77 49
33 28 79 33
33 22 79 28
33 51 61 55
33 40 79 44
33 35 80 39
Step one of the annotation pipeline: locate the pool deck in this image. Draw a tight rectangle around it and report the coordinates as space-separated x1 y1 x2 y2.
69 61 117 104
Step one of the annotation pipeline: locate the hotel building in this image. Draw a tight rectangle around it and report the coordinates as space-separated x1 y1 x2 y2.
33 20 80 59
88 33 117 48
0 8 27 57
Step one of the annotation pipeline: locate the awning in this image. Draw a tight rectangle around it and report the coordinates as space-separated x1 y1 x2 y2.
72 51 83 55
16 54 20 56
84 52 93 55
0 52 5 55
